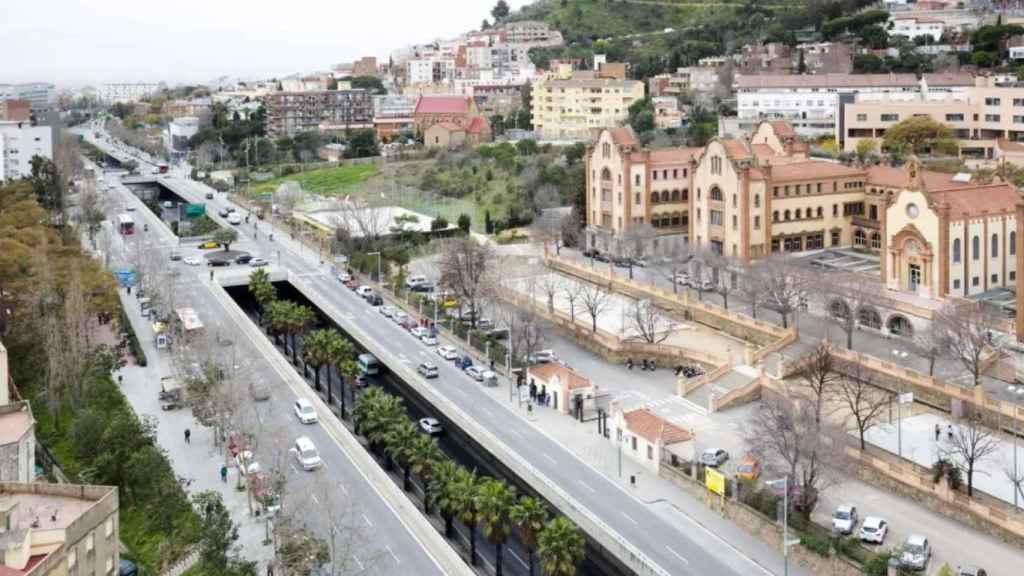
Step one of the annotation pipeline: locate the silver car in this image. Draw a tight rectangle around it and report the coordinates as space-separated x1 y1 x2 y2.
699 448 729 467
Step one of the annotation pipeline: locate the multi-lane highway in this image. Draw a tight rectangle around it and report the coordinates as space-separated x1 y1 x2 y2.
82 125 794 575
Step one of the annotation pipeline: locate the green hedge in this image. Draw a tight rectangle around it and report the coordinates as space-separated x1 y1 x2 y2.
120 308 148 366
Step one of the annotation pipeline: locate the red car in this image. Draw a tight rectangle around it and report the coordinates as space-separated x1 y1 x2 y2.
344 279 359 289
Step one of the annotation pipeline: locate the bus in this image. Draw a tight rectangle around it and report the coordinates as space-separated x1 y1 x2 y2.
117 213 135 235
357 353 380 376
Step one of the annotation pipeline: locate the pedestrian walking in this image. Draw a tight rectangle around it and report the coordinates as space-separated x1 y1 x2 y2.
947 424 954 441
184 428 191 444
126 285 132 296
209 270 214 281
540 385 547 401
117 374 123 386
266 561 274 576
935 423 941 441
220 464 228 483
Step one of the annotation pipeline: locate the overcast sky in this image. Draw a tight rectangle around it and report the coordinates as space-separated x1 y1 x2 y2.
2 0 529 88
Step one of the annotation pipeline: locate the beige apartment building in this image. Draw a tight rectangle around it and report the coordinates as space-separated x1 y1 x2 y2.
532 72 645 141
843 77 1024 162
586 121 1023 302
0 482 119 576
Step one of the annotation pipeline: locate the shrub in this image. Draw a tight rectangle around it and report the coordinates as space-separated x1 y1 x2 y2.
431 216 449 231
862 551 892 576
800 533 831 557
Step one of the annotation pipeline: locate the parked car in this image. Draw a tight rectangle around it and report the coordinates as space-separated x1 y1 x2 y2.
293 398 318 424
859 516 888 544
612 256 632 267
379 305 396 318
366 294 383 306
293 436 323 470
355 285 374 298
674 273 690 286
956 567 987 576
437 345 459 361
250 258 268 267
417 362 439 379
831 505 859 535
898 535 931 571
183 256 202 266
249 381 270 401
410 326 430 339
411 282 434 293
235 254 253 264
475 318 494 331
765 479 817 511
420 333 439 346
392 311 410 325
205 192 214 199
405 275 429 290
582 249 599 259
207 258 230 267
218 208 230 218
465 365 486 381
336 271 352 282
344 279 359 290
169 251 182 261
199 241 220 249
418 417 443 435
699 448 729 467
227 212 243 225
119 560 139 576
735 456 761 481
527 349 557 364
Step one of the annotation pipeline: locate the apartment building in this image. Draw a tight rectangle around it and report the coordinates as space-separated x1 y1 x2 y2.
164 117 200 153
263 90 373 136
649 67 721 106
373 95 417 140
472 84 522 116
888 15 946 42
99 83 161 104
0 84 56 114
843 77 1024 162
496 21 564 47
0 339 34 484
352 56 379 77
0 482 119 576
728 72 974 140
585 121 1022 301
0 121 53 181
406 58 457 85
532 72 645 141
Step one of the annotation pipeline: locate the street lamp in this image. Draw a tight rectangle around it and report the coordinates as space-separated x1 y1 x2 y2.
769 476 798 576
367 251 382 284
1007 385 1024 511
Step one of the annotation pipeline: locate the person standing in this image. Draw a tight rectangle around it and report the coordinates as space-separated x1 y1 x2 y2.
947 424 954 441
934 423 940 442
184 428 191 444
220 464 228 483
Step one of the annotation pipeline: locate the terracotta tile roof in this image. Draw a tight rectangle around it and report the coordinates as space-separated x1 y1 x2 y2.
630 147 702 164
720 138 751 159
931 183 1021 219
866 165 980 190
610 126 638 148
528 363 592 390
767 160 865 181
768 120 796 138
752 143 777 160
623 408 693 445
415 96 470 115
0 407 32 445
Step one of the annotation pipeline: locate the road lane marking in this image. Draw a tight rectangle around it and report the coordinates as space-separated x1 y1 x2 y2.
386 545 401 564
352 556 364 571
665 546 689 565
509 549 528 569
338 482 349 495
362 513 373 527
508 429 523 439
621 511 638 525
311 494 320 505
290 463 298 474
578 480 596 493
543 454 557 465
480 407 494 418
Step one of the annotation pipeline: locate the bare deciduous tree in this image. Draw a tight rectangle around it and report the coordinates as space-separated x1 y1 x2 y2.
761 255 808 329
739 260 768 320
654 248 692 295
626 299 673 344
439 237 494 328
537 274 562 314
912 328 943 377
823 272 879 350
834 362 890 450
562 281 583 322
796 342 842 426
933 301 1000 387
942 410 1001 497
618 223 656 280
579 283 612 333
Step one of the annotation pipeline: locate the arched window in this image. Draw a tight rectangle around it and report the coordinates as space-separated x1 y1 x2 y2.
671 212 682 226
795 209 802 219
652 217 660 228
854 229 866 246
682 188 689 202
953 238 961 263
784 210 791 221
1012 231 1017 256
601 167 612 181
710 186 723 202
870 232 881 250
816 206 823 218
972 235 980 260
661 190 670 203
671 189 680 202
992 233 999 258
651 192 659 204
773 210 779 222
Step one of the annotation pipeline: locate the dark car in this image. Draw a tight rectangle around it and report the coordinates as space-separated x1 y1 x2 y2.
235 254 253 264
366 294 383 306
612 256 632 267
218 208 229 217
455 356 473 370
582 248 599 259
119 560 138 576
593 252 611 263
207 258 231 267
205 192 214 199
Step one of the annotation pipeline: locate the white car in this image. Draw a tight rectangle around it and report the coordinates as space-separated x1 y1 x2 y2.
336 272 352 282
293 436 322 470
293 398 318 424
437 345 459 361
227 212 242 225
392 311 410 325
831 505 858 535
527 349 557 364
183 256 202 266
417 362 439 379
249 258 268 267
410 326 429 339
465 365 485 381
859 516 888 544
355 286 374 298
699 448 729 467
418 417 443 435
420 334 439 346
379 305 395 318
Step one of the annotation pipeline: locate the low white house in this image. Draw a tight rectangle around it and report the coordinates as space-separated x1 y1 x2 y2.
527 362 596 416
611 405 694 472
889 16 945 42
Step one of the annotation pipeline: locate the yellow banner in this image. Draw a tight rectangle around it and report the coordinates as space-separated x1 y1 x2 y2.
705 467 725 496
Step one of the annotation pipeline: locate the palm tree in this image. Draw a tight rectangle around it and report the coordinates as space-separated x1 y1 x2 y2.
265 300 291 347
537 517 585 576
248 268 276 324
352 387 386 436
510 496 548 576
409 435 444 513
428 460 461 538
477 478 518 576
327 332 357 414
453 467 481 566
383 420 419 491
358 393 404 462
302 329 333 392
286 303 315 366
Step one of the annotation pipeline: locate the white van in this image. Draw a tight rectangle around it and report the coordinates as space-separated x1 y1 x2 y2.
357 353 380 376
227 212 242 225
406 275 428 289
293 436 322 470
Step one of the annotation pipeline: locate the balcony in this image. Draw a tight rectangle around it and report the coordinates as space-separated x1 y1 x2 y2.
851 215 879 229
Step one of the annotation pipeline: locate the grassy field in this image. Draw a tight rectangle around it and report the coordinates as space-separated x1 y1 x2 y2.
248 164 378 198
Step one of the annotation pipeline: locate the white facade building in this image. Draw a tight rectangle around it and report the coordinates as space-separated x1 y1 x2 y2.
99 82 161 104
0 121 53 181
164 117 200 153
0 82 56 113
406 58 457 85
889 16 946 42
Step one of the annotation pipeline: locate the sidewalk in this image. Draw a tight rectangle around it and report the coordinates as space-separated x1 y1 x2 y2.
115 286 274 571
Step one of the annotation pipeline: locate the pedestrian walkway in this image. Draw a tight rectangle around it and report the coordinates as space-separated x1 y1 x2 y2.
115 286 274 570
